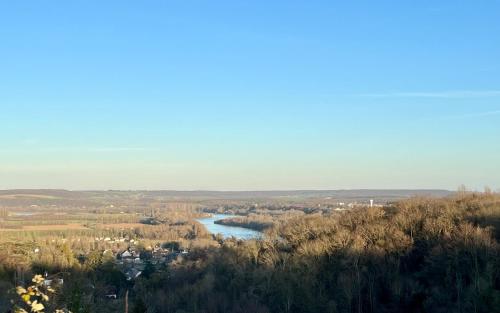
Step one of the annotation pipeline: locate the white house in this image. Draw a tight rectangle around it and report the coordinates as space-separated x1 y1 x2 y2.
121 250 132 258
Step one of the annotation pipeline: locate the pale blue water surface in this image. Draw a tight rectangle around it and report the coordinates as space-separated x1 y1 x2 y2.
196 214 262 240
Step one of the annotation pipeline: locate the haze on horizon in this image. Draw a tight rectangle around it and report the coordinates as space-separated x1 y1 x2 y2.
1 1 499 191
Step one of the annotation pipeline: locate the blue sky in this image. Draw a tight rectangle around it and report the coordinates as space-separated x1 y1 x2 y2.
1 1 499 190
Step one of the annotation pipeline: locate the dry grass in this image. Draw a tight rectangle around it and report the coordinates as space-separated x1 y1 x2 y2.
96 223 145 229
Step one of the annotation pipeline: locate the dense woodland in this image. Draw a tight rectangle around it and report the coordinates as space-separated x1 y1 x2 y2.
2 191 500 312
213 214 275 231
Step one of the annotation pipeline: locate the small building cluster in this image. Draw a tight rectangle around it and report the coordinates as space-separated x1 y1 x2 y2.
113 244 189 281
93 236 139 245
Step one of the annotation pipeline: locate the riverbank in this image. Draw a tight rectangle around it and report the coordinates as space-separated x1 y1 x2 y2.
213 216 273 232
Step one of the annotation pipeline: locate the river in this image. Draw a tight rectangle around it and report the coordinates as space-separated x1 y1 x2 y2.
196 214 262 240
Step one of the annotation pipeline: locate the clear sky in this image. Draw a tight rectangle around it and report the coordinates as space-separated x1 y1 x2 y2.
1 1 499 190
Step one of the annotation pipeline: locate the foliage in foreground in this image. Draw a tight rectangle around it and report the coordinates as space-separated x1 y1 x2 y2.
13 274 70 313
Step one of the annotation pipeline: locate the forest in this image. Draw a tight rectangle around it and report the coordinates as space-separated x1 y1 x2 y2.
2 191 500 313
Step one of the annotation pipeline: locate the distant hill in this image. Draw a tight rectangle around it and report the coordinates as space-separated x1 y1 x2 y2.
0 189 86 198
0 189 453 204
128 189 453 200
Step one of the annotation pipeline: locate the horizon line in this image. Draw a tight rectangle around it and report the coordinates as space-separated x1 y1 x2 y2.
0 188 456 192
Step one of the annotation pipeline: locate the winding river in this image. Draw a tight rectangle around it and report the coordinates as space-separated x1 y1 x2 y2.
196 214 262 240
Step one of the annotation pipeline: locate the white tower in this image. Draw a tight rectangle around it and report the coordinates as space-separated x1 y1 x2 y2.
370 199 374 207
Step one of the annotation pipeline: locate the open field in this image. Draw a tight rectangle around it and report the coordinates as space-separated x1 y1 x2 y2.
0 194 59 200
0 223 89 231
